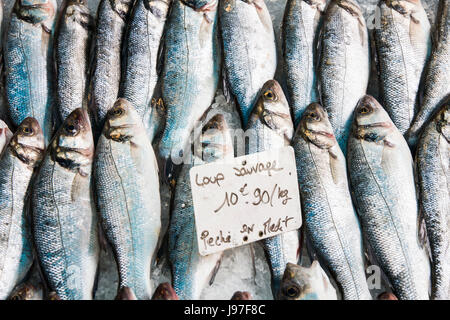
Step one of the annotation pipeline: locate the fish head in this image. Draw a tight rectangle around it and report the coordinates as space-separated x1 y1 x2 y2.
230 291 252 300
52 108 94 173
248 80 294 143
10 117 44 168
278 262 334 300
298 103 337 150
14 0 56 24
353 95 395 143
104 98 142 143
383 0 422 16
303 0 327 11
196 114 234 163
151 283 179 300
64 0 93 29
146 0 171 18
110 0 134 20
436 101 450 143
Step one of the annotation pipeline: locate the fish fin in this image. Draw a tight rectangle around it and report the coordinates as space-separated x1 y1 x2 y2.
129 141 144 171
383 139 395 148
115 287 137 300
209 255 223 286
253 0 272 32
358 20 367 47
199 15 213 48
70 173 88 202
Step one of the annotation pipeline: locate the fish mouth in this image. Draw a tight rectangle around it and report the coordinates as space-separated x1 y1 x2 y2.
356 121 392 129
307 129 335 139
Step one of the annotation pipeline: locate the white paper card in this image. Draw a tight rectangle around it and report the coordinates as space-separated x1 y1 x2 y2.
190 146 302 256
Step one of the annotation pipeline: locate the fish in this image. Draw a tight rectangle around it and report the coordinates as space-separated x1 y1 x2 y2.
318 0 370 153
158 0 220 175
7 265 45 300
407 0 450 147
5 0 58 144
94 98 161 300
282 0 326 125
55 0 94 125
277 262 338 300
230 291 252 300
374 0 432 135
0 120 13 155
415 101 449 300
219 0 277 126
292 102 371 300
245 79 300 297
121 0 171 142
377 292 398 300
151 282 179 300
0 118 44 300
347 95 431 300
91 0 134 130
169 113 234 300
32 108 99 300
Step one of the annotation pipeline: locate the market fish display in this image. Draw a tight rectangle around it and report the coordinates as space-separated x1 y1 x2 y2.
282 0 326 124
415 101 449 300
55 0 94 124
407 0 450 147
0 118 44 300
348 95 431 300
159 0 220 172
5 0 58 144
220 0 277 126
91 0 133 130
94 99 161 300
374 0 431 135
169 113 233 300
246 80 300 296
318 0 370 152
277 262 337 300
293 103 371 300
32 108 98 300
121 0 170 141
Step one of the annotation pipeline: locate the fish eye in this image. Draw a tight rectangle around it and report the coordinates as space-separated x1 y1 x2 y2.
64 123 78 135
112 107 124 116
285 285 300 298
359 105 372 114
264 90 275 100
308 111 320 121
22 126 33 135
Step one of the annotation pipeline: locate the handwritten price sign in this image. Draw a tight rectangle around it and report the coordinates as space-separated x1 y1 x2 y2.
190 146 302 256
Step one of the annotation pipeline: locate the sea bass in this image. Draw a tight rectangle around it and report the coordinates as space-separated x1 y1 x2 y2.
5 0 58 144
121 0 170 141
282 0 326 124
169 113 233 300
159 0 220 172
374 0 432 135
246 80 300 296
415 101 449 300
347 95 431 300
278 262 338 300
91 0 134 130
32 108 99 300
94 98 161 300
0 118 44 300
407 0 450 147
292 102 371 300
220 0 277 126
318 0 370 152
55 0 94 125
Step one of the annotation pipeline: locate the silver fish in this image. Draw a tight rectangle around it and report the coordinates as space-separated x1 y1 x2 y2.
91 0 134 130
246 79 300 296
219 0 277 126
282 0 326 124
121 0 171 142
32 108 99 300
55 0 94 124
374 0 432 135
158 0 220 174
5 0 58 144
292 102 371 300
278 261 338 300
415 101 449 300
407 0 450 147
94 98 161 300
318 0 370 152
347 95 431 300
0 118 44 300
169 113 234 300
